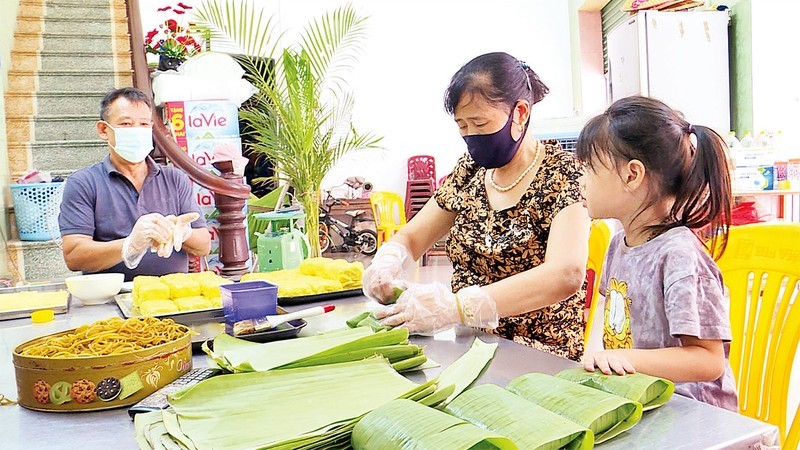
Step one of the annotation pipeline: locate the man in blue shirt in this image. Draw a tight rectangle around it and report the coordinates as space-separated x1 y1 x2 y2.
59 87 211 281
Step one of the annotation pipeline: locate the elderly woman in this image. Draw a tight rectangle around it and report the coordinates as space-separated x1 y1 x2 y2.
363 52 589 361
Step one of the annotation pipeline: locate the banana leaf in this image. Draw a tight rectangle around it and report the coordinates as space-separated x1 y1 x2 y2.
437 337 498 404
168 358 417 449
351 399 518 450
204 327 425 372
507 373 643 444
445 384 594 450
555 368 675 411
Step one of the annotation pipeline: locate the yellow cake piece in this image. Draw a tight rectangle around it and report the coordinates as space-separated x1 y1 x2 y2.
174 296 213 311
138 299 179 315
187 271 222 282
208 296 223 308
134 282 171 306
0 291 70 312
200 277 233 299
163 279 202 299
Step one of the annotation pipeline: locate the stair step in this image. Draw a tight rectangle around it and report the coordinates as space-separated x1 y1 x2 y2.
5 239 76 283
9 70 128 93
13 32 129 53
21 0 116 6
8 140 108 177
16 16 122 35
5 91 108 116
11 51 126 71
6 114 103 141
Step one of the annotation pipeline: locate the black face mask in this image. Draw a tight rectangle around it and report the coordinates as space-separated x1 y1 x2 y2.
463 105 529 169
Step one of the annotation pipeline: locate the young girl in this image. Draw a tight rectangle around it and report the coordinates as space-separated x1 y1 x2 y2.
577 96 738 412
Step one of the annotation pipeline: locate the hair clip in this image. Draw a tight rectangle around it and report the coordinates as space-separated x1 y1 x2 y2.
687 124 694 134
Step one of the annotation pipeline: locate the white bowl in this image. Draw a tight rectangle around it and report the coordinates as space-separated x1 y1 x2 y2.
65 273 124 305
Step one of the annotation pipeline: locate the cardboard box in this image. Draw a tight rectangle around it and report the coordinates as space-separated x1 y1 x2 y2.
186 137 242 168
164 100 241 152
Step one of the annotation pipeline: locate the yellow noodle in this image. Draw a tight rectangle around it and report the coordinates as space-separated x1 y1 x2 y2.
19 317 188 358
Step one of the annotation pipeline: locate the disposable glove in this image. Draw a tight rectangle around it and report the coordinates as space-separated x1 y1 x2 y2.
362 241 417 304
374 283 499 336
122 213 173 269
154 213 200 259
172 212 200 252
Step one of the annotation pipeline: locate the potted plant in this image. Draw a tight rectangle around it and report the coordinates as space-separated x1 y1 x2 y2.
194 1 381 257
145 2 204 71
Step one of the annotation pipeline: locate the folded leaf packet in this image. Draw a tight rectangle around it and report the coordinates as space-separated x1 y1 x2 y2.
555 368 675 411
507 373 643 444
445 384 594 450
352 398 518 450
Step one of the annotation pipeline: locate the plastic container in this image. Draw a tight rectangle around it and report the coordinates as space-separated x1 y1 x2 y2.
13 325 191 411
740 131 754 148
220 281 278 333
10 182 65 241
725 131 740 150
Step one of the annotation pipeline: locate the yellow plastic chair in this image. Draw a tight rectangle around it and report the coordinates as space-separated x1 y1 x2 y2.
716 223 800 443
788 405 800 450
585 219 612 348
369 191 407 248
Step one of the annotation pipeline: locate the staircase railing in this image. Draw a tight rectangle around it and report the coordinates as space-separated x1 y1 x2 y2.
124 0 250 277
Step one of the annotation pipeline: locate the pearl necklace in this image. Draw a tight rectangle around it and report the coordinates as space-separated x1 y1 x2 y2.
489 140 542 193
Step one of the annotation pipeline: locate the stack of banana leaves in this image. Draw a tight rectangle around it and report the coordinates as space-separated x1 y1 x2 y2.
352 369 675 449
203 326 430 373
134 336 499 449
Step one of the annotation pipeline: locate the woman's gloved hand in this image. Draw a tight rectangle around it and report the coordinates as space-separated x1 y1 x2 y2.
122 213 174 269
373 283 499 335
362 241 416 304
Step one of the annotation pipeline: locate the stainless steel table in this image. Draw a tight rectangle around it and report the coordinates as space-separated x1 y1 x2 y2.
0 295 780 449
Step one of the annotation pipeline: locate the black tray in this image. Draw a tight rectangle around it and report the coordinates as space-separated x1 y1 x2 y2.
278 288 363 306
186 308 307 352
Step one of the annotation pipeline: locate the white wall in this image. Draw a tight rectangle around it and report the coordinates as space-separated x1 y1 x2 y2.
750 0 800 148
144 0 575 197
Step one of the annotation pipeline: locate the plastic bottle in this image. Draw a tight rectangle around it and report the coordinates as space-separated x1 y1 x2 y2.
725 131 740 150
756 130 770 148
739 130 754 148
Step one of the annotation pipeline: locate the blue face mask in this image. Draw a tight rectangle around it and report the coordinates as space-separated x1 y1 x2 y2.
103 122 154 163
463 106 529 169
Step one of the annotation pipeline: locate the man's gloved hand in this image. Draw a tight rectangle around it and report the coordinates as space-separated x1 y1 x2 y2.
362 241 416 304
172 213 199 252
154 213 201 259
373 283 499 336
122 213 173 269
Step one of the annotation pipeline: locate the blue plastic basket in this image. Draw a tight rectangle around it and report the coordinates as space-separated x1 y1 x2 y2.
10 182 65 241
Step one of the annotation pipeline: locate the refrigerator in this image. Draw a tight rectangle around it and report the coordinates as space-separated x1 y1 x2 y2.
606 10 731 134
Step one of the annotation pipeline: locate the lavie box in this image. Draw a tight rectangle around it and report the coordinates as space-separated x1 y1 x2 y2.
164 100 240 151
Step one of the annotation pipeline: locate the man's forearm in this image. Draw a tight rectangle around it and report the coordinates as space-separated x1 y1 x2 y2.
181 228 211 256
62 236 125 272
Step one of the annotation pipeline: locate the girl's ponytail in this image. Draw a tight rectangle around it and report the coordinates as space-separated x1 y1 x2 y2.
670 125 732 259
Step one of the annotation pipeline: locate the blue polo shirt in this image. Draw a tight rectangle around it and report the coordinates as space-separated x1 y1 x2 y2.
59 155 206 281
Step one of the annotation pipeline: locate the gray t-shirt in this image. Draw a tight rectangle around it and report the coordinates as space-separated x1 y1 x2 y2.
59 156 206 282
599 226 739 412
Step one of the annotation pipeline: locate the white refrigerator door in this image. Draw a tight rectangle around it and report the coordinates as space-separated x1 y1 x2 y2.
607 15 645 102
644 11 731 134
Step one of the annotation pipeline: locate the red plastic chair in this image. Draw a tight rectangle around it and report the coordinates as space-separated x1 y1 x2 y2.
407 155 436 181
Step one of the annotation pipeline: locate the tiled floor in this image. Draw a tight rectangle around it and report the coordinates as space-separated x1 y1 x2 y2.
339 250 800 433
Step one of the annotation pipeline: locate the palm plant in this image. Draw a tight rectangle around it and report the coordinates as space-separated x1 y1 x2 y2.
194 1 381 257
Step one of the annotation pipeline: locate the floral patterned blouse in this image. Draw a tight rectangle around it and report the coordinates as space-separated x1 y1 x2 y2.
434 141 586 361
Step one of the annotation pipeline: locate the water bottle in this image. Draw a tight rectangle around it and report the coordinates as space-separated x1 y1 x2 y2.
725 131 740 149
755 130 770 148
740 131 754 148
